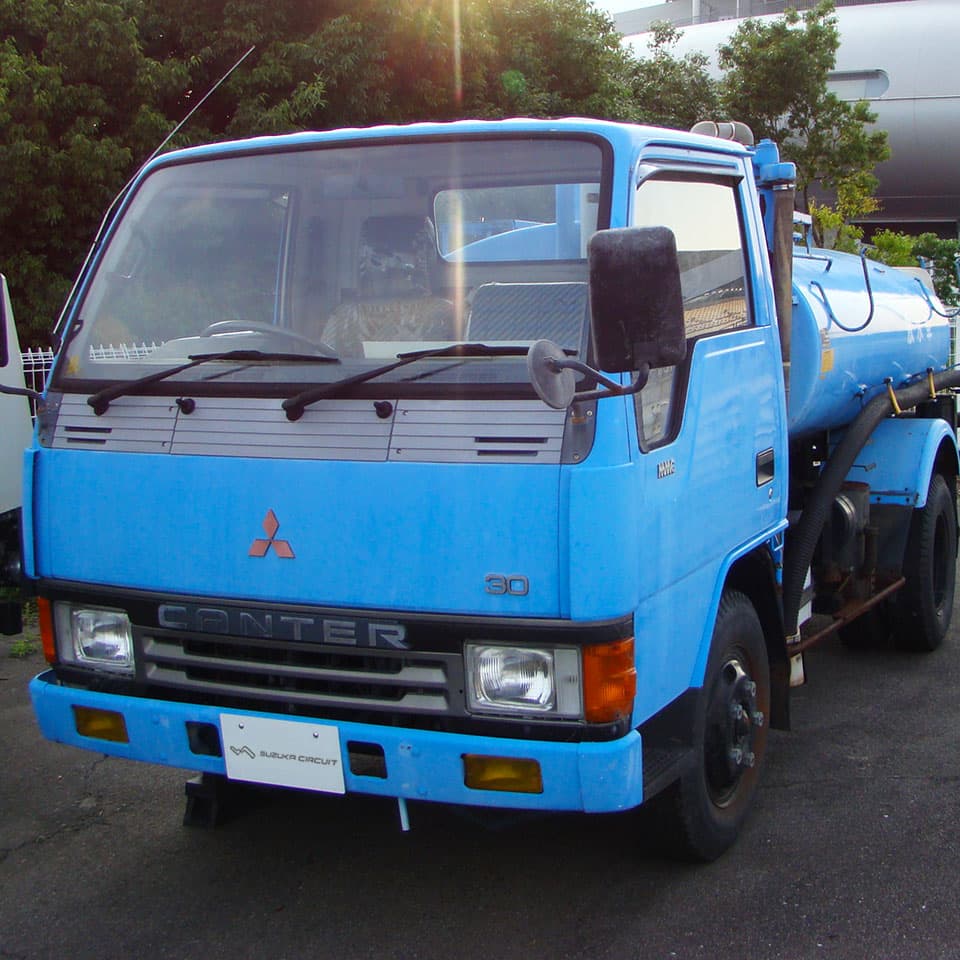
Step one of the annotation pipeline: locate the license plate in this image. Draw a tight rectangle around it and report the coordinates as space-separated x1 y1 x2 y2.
220 713 345 794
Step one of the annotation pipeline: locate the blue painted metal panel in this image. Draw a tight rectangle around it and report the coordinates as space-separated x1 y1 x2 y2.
846 416 959 506
144 119 720 179
29 671 645 813
33 450 563 617
621 321 788 725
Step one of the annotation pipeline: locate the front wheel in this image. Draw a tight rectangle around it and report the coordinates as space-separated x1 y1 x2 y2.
658 590 770 861
891 472 957 652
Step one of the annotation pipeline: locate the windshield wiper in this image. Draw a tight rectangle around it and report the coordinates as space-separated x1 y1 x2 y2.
281 343 530 421
87 349 339 416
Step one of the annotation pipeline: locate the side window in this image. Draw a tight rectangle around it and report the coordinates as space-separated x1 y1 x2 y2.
630 177 749 447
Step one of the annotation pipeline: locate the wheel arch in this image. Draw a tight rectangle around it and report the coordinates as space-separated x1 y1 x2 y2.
932 432 959 548
724 546 790 731
932 433 959 494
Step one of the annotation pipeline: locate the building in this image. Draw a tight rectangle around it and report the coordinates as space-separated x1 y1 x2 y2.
614 0 905 34
618 0 960 236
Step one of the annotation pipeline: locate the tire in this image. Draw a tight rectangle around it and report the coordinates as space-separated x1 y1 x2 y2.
839 604 891 649
657 590 770 861
891 472 957 652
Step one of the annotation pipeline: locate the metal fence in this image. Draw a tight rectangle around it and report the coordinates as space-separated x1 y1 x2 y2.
20 346 54 400
19 343 160 418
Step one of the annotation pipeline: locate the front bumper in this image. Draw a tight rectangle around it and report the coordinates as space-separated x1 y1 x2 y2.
30 670 645 813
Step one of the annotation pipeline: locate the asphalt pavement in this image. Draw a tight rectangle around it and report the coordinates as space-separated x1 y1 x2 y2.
1 602 959 960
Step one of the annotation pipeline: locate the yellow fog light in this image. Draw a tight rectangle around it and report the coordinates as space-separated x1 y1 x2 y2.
463 755 543 794
73 706 129 743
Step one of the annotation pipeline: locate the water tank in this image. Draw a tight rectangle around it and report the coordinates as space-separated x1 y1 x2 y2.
787 248 951 436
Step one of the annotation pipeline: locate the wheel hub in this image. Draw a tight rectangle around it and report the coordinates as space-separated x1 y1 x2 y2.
704 657 765 804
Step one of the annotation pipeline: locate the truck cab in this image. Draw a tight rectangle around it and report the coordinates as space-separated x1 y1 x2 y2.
25 119 956 860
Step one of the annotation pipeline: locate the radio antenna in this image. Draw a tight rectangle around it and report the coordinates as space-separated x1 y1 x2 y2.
51 45 257 347
144 45 256 166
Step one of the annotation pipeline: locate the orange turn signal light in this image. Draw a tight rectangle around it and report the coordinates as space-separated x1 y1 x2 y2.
583 637 636 723
37 597 56 665
73 706 129 743
463 755 543 794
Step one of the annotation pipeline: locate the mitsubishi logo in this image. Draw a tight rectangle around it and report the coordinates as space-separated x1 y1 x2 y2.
249 509 295 559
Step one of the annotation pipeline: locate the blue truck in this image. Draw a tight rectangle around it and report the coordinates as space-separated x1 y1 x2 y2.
19 118 959 860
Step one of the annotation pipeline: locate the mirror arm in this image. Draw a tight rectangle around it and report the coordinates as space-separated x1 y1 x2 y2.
0 382 43 402
547 357 650 403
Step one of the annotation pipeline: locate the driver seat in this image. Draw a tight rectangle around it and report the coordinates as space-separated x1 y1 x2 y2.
321 216 455 356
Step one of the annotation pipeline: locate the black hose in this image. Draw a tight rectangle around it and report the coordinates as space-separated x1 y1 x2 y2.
781 369 960 639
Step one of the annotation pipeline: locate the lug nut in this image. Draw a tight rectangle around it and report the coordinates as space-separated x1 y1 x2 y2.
751 710 766 727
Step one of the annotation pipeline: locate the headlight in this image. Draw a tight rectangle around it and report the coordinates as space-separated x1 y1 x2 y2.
465 644 581 718
53 603 135 675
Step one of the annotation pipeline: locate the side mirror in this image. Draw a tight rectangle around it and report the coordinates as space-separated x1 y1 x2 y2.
0 276 41 403
589 226 686 374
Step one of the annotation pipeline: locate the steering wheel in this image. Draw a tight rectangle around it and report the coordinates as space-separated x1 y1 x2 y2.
200 320 339 359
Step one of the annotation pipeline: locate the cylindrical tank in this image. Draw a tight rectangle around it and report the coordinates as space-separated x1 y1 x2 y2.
787 248 951 436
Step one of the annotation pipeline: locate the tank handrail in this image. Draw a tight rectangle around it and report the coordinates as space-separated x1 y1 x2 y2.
911 276 960 320
793 251 832 272
808 251 875 333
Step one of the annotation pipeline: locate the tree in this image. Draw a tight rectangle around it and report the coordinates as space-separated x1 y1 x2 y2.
808 175 881 253
631 21 718 130
866 228 916 267
473 0 638 120
860 229 959 307
139 0 638 136
0 0 900 346
0 0 178 343
718 1 888 215
0 0 641 345
912 233 960 306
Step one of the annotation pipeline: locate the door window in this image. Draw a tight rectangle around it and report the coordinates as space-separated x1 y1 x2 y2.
630 176 750 448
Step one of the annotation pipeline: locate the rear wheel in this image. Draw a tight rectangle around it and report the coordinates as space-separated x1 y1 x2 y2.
839 604 891 649
891 472 957 652
658 590 770 861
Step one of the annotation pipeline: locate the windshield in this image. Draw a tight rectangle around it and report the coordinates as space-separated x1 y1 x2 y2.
58 136 605 395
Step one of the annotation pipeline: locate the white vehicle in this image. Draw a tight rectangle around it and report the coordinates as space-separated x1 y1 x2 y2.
0 274 36 633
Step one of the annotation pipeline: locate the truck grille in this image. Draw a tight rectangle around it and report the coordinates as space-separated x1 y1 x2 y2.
140 632 464 717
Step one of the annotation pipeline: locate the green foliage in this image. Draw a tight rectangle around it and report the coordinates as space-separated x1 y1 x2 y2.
137 0 636 134
0 0 901 346
631 21 719 129
808 176 879 249
865 229 916 267
8 635 37 658
0 0 176 343
2 0 640 347
809 199 861 255
912 233 960 306
718 1 889 210
856 229 959 306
